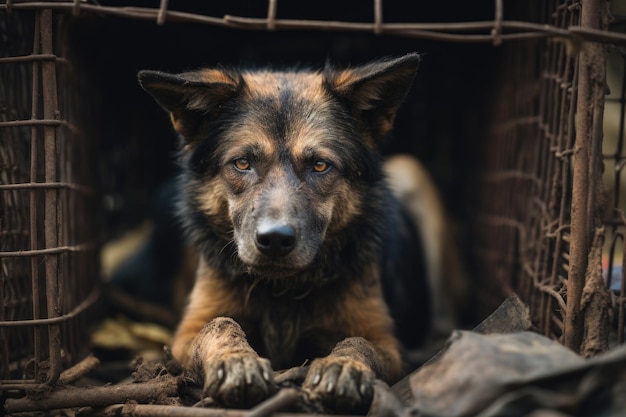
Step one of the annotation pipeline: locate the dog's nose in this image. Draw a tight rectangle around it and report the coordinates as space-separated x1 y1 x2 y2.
255 223 296 257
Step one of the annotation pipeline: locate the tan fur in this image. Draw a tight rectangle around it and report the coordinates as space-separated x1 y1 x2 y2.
383 155 468 336
171 258 243 366
198 68 239 85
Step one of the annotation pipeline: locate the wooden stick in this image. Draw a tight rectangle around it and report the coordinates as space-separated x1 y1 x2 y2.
4 379 178 413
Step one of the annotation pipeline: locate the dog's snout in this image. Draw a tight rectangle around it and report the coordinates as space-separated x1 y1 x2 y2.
255 223 296 257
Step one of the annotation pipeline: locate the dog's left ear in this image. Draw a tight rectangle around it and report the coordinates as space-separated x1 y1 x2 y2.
324 53 420 142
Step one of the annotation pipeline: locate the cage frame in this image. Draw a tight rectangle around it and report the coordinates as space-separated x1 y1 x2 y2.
0 0 625 393
1 7 100 390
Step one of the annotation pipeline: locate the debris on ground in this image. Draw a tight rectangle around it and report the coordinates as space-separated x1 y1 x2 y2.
4 294 626 417
407 330 626 417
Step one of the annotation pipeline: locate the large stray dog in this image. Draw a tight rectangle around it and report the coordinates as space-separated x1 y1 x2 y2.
138 53 459 412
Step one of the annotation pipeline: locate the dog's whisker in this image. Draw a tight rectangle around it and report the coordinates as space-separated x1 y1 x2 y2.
272 286 290 297
294 285 314 300
244 278 261 308
219 238 235 256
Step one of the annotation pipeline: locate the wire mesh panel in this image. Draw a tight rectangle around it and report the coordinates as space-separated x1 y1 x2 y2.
0 9 99 390
478 0 613 356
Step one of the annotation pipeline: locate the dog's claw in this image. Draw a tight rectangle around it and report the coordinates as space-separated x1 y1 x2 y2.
202 353 277 408
326 380 335 393
311 373 321 386
303 357 375 414
262 369 271 382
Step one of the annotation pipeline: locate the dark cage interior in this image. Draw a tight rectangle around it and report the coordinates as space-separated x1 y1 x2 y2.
1 0 626 413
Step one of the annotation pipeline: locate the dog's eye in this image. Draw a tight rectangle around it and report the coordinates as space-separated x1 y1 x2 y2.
234 158 251 171
313 161 329 173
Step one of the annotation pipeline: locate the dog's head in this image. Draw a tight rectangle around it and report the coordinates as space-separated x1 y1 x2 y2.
138 54 419 280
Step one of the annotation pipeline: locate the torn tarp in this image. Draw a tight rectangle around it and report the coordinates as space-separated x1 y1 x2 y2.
407 331 626 417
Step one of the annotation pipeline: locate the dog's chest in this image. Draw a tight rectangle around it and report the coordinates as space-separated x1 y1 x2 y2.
241 290 345 370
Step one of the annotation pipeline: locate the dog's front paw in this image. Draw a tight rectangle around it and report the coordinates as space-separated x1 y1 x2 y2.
203 352 277 408
303 356 375 413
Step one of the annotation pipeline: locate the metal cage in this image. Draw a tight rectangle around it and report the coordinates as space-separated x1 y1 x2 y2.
0 8 99 389
1 0 626 394
478 0 616 356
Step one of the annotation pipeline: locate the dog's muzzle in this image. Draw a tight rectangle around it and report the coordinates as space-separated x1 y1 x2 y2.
255 221 297 258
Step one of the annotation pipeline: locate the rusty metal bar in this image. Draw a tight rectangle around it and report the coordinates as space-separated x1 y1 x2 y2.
39 7 62 385
0 53 63 63
266 0 276 31
373 0 382 35
0 286 99 327
4 379 180 413
156 0 168 25
2 2 626 45
0 242 95 258
0 182 92 191
565 0 607 353
491 0 503 45
0 119 71 127
0 54 69 64
30 9 43 384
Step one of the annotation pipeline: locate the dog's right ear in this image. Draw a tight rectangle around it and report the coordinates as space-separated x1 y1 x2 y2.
138 69 241 141
324 53 420 145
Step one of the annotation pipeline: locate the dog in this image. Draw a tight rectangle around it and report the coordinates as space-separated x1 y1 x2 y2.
137 53 460 412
